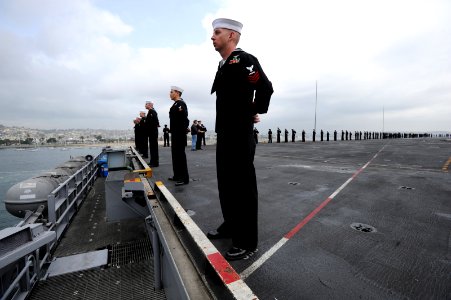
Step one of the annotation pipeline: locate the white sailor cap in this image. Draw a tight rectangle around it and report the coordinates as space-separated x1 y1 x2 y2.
171 86 184 93
145 101 153 104
212 18 243 34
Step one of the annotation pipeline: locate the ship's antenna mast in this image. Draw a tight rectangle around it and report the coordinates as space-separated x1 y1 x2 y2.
314 80 317 132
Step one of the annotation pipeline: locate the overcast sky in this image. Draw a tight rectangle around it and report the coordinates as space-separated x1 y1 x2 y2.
0 0 450 134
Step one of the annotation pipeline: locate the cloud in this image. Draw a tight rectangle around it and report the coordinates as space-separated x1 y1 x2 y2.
0 0 450 133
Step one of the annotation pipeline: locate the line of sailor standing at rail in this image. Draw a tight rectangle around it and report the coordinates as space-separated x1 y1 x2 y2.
135 117 432 157
261 128 430 143
133 104 208 159
132 85 209 186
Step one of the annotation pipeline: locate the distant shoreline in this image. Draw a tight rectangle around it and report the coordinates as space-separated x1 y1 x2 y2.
0 142 135 150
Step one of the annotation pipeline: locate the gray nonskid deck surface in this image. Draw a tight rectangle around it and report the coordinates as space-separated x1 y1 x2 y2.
150 138 451 300
29 178 166 300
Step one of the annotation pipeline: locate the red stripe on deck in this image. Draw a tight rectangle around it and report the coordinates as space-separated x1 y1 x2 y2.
283 147 383 240
284 197 333 239
207 252 241 284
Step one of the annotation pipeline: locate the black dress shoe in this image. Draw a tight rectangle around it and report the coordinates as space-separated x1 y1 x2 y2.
175 181 189 186
206 230 231 239
168 176 177 181
225 247 258 261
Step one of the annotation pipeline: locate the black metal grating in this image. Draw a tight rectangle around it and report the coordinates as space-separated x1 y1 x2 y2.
28 177 166 299
29 260 166 300
54 178 148 257
110 239 153 267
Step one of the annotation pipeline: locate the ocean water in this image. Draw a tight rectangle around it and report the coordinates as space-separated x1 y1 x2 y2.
0 146 103 230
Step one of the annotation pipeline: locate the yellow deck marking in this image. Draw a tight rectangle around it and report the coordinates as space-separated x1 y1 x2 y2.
442 157 451 172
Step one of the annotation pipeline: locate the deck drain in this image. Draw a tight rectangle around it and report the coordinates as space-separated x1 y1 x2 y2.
288 182 300 185
350 223 376 233
399 186 415 190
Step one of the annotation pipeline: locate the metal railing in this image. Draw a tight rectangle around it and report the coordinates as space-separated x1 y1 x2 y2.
0 154 100 300
0 224 56 300
47 154 99 243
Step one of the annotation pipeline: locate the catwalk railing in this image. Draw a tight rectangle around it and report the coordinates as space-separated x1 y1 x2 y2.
0 154 100 300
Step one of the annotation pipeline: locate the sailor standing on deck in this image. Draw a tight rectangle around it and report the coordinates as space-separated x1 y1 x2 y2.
163 124 170 147
196 120 207 150
168 86 190 186
133 117 141 152
253 127 259 144
138 111 147 157
207 18 273 260
190 120 198 151
196 120 205 150
199 121 207 146
145 101 160 167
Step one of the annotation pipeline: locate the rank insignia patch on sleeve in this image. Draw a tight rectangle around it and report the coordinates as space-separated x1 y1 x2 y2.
229 55 240 64
247 65 260 83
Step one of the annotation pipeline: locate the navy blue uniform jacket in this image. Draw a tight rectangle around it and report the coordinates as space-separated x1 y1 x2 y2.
211 48 273 134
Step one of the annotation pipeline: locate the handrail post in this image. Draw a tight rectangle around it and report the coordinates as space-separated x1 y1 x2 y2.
47 194 56 224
